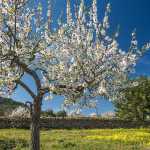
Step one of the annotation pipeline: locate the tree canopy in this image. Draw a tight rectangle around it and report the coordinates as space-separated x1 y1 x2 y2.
0 0 150 149
114 77 150 121
0 0 149 107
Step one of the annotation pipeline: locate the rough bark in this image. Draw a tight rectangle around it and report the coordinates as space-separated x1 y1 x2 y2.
31 115 40 150
31 97 41 150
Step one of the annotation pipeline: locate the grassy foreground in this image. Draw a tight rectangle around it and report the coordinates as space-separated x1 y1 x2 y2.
0 128 150 150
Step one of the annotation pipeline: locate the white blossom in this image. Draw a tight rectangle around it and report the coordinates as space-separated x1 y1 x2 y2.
0 0 149 113
9 106 30 118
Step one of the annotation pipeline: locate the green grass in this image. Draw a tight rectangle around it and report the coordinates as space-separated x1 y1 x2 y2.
0 128 150 150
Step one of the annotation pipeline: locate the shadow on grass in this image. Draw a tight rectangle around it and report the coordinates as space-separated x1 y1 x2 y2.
0 139 29 150
58 139 76 148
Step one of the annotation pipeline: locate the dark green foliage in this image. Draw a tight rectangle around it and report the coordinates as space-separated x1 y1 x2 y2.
41 109 67 118
56 110 67 117
0 97 24 116
41 109 56 117
114 77 150 121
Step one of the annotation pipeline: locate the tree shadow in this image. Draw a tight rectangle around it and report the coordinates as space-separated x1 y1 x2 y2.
0 139 29 150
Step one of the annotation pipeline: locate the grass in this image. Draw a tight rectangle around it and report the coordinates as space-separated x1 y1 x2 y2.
0 128 150 150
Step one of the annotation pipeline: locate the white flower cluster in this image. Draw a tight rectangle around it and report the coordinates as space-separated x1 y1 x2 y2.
9 106 30 118
0 0 149 112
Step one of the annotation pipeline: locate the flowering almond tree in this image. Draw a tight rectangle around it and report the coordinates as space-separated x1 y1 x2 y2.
0 0 149 149
44 0 150 113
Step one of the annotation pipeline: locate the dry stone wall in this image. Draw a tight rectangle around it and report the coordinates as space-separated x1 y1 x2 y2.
0 117 150 129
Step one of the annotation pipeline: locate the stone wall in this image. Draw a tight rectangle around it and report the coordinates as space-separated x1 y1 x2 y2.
0 117 150 129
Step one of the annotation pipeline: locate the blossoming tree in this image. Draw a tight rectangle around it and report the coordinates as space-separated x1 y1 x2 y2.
0 0 149 149
46 0 150 113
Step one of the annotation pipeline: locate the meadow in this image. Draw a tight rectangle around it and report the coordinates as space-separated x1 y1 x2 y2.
0 128 150 150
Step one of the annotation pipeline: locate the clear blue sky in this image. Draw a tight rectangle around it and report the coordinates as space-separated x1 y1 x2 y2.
11 0 150 115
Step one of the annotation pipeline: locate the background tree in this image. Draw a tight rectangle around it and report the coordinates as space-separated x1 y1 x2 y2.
56 110 67 118
9 106 30 118
41 109 56 118
114 77 150 121
0 0 149 150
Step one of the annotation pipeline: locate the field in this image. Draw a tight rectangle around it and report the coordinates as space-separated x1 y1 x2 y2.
0 128 150 150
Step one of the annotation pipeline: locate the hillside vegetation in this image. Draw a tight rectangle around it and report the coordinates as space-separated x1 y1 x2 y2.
0 97 24 116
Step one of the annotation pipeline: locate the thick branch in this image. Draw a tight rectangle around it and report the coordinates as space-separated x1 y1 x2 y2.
16 60 41 92
17 80 36 99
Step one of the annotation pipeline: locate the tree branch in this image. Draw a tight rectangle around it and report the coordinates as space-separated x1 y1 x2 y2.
15 60 41 92
17 80 36 99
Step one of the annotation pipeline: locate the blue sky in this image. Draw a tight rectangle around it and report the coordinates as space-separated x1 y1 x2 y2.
12 0 150 115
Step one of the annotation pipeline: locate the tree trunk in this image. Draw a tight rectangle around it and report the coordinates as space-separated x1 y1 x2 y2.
31 114 40 150
31 97 41 150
